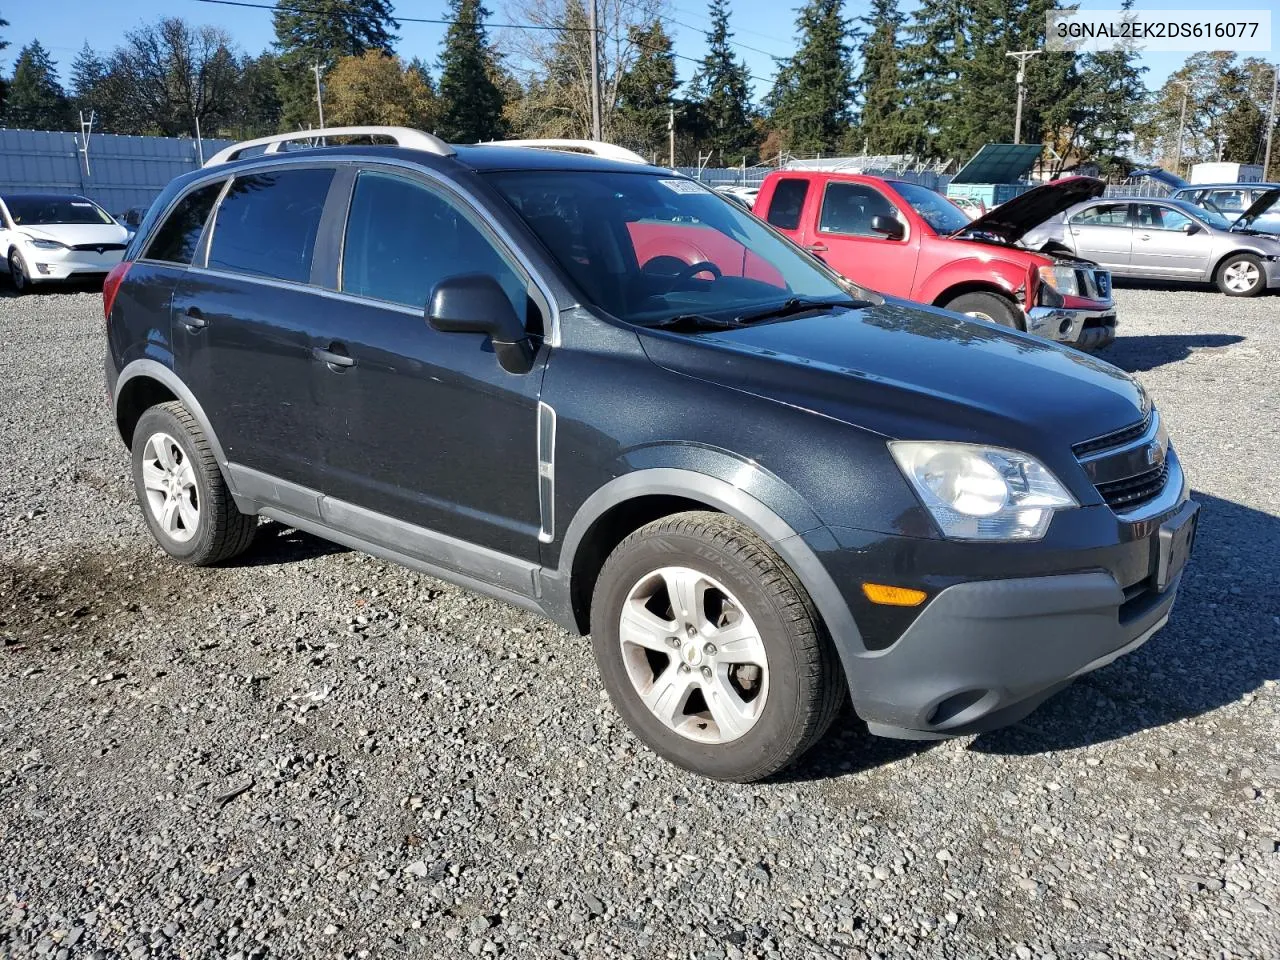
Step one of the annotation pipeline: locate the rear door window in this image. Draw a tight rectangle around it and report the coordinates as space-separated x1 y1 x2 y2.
207 167 335 284
1071 204 1131 226
143 181 225 265
765 178 810 230
340 170 526 319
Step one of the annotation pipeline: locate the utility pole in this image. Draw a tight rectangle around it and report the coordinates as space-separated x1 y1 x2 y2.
1264 64 1278 179
1006 50 1041 144
668 104 675 168
587 0 602 141
313 63 326 131
76 110 95 178
1172 78 1193 178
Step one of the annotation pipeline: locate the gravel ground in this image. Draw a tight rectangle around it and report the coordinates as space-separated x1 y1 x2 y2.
1 279 1277 960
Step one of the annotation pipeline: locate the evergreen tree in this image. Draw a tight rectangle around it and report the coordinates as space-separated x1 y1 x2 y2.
1072 0 1146 169
69 43 108 120
235 52 285 137
688 0 754 160
771 0 854 155
856 0 909 154
0 14 9 116
273 0 399 128
616 21 677 152
897 0 966 158
5 41 70 130
437 0 506 142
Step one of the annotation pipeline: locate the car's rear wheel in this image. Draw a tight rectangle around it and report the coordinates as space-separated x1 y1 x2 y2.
131 401 256 565
8 249 29 294
942 291 1023 329
1216 253 1265 297
590 511 843 782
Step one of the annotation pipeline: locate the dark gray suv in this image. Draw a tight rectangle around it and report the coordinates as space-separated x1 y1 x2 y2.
104 127 1196 781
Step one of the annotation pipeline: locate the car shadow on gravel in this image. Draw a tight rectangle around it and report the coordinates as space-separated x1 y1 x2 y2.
230 520 349 566
1100 333 1245 373
970 490 1279 757
0 277 105 298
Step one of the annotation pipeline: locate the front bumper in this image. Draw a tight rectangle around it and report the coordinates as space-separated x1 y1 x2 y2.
812 482 1196 739
1026 305 1117 351
21 247 123 281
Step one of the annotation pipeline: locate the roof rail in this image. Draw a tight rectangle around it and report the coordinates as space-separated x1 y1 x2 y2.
482 139 649 165
204 126 455 167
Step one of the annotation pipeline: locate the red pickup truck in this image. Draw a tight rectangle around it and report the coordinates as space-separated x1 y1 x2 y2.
752 172 1118 351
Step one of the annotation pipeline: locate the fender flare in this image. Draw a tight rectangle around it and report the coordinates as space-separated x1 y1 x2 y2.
114 359 237 493
553 467 864 651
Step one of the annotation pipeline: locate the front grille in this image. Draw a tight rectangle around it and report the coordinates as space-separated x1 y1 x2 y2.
1072 413 1150 457
1095 460 1170 510
70 242 126 252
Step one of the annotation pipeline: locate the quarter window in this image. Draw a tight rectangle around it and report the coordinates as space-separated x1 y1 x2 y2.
207 167 334 284
143 181 225 265
818 182 897 237
765 178 810 230
340 171 526 318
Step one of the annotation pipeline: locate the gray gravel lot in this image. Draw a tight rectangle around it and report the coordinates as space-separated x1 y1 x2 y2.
1 280 1278 960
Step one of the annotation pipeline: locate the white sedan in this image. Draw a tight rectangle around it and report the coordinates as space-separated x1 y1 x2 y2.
0 193 131 293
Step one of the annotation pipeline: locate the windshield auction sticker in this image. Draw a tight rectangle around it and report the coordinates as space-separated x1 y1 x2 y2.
1046 9 1272 53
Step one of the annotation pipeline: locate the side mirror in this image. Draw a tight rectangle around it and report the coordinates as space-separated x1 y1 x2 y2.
869 215 905 240
428 273 535 374
1180 221 1200 235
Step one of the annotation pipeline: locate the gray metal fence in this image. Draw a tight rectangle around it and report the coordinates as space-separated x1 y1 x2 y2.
0 129 234 216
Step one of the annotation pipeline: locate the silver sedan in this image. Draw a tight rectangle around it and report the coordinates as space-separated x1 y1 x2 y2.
1023 195 1280 297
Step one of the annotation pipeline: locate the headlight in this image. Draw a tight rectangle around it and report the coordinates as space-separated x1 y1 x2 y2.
889 441 1078 541
1037 264 1080 296
27 237 67 251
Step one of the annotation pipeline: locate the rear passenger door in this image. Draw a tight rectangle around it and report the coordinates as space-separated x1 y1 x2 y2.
304 167 548 564
171 165 339 490
1065 203 1134 271
761 177 811 244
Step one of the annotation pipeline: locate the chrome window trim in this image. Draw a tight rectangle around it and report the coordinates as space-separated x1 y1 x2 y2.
172 150 562 347
186 264 423 318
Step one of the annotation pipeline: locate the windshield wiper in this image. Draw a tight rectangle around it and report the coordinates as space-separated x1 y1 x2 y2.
732 296 866 325
646 313 745 332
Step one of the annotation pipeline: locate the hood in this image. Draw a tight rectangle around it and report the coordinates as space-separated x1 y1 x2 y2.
950 177 1105 244
1132 168 1189 190
638 299 1145 462
1232 187 1280 232
18 222 130 246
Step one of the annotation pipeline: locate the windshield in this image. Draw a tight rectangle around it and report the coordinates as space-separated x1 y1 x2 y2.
485 170 855 327
1173 199 1229 230
890 181 971 235
4 195 114 226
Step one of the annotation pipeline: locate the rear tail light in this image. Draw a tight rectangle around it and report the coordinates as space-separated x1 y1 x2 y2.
102 261 132 326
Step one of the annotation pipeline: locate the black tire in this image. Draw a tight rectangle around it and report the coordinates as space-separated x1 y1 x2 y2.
942 291 1022 329
8 249 29 294
1215 253 1266 297
131 401 256 565
590 511 844 782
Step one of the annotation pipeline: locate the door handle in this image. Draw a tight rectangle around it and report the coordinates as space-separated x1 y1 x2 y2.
180 308 207 330
313 344 356 370
1139 234 1151 241
807 243 828 253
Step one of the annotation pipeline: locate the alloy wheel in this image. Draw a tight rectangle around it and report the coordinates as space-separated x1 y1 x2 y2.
140 432 200 543
618 566 769 743
1222 261 1260 294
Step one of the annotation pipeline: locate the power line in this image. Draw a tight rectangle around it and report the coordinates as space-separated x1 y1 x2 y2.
194 0 592 32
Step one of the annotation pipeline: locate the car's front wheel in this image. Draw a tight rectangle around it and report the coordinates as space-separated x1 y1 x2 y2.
590 511 844 781
131 401 257 565
1216 253 1265 297
8 249 29 294
942 290 1022 328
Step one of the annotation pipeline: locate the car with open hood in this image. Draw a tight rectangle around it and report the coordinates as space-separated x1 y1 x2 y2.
0 193 130 293
753 171 1117 351
105 128 1195 782
1023 190 1280 297
1131 168 1280 235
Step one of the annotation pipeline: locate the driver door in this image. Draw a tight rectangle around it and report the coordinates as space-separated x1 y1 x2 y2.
799 181 918 297
1130 203 1213 278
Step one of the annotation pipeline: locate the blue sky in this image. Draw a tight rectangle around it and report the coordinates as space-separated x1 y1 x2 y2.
6 0 1276 104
